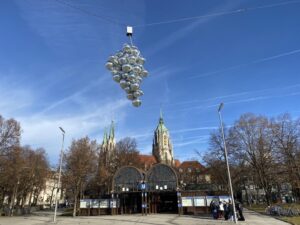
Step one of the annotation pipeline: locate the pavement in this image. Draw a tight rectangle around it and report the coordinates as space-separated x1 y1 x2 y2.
0 209 290 225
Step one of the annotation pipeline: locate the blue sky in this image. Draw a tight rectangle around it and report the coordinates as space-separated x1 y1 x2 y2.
1 0 300 165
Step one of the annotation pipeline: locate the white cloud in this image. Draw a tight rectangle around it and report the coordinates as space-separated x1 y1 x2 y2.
18 98 129 162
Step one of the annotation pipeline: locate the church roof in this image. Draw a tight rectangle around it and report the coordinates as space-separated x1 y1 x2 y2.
155 111 168 133
179 160 205 170
138 155 157 166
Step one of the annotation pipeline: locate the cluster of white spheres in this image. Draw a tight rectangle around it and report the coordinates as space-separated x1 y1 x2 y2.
105 43 148 107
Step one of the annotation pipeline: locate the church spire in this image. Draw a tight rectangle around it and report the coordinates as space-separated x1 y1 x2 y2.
102 127 108 145
159 108 164 124
109 120 115 140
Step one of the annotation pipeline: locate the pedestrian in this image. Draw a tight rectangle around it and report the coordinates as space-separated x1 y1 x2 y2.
224 201 229 220
218 201 224 218
210 200 218 219
228 200 234 221
236 202 245 221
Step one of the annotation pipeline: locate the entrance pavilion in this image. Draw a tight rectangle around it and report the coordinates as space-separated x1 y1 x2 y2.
112 163 179 214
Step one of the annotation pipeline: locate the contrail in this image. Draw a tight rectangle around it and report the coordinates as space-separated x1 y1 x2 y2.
190 48 300 79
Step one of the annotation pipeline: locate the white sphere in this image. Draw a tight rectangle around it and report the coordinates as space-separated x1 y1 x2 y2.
128 56 137 64
120 80 127 89
122 64 132 72
105 62 114 70
132 99 142 107
136 57 145 65
124 87 131 93
130 83 139 91
141 70 148 77
112 75 121 82
118 57 127 65
127 93 134 100
133 66 141 74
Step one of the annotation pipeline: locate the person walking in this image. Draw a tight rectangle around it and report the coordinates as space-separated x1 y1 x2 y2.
218 201 224 218
236 202 245 221
210 200 218 219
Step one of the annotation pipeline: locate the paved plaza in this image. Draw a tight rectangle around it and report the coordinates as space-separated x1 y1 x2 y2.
0 209 290 225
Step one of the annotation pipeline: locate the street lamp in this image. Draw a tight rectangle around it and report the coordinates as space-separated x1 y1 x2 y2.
218 103 237 223
53 127 65 223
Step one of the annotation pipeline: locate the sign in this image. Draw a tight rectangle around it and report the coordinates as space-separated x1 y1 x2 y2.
110 199 118 208
80 199 90 208
194 197 206 207
99 199 109 208
91 199 100 208
181 197 193 207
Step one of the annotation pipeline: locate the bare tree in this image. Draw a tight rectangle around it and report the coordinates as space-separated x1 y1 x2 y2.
272 113 300 200
230 113 277 205
63 137 98 217
0 115 21 154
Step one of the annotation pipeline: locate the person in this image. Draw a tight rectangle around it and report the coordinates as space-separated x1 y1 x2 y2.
210 200 218 219
224 201 229 220
218 201 224 218
228 200 234 221
236 202 245 221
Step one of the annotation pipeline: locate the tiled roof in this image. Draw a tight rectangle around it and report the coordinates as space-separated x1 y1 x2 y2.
138 154 157 166
179 160 205 169
174 159 181 167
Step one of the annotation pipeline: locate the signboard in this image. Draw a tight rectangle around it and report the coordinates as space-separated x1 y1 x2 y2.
110 199 118 208
80 199 90 208
91 199 100 208
194 196 206 207
181 197 193 207
99 199 109 208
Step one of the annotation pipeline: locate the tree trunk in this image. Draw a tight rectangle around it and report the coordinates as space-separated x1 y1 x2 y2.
73 196 77 217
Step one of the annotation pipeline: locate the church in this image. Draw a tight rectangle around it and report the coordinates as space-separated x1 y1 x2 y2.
81 112 214 215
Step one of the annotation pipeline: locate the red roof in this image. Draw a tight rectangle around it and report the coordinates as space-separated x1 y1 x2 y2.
138 154 157 166
179 160 205 170
174 159 181 168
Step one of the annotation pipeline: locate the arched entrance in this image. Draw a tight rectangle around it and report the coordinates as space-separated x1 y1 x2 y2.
112 166 144 214
146 163 178 213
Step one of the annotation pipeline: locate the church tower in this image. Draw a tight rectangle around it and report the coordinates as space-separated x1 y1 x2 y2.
152 111 174 166
101 121 116 166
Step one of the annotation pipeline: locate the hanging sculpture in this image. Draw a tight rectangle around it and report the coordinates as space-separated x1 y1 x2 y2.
105 26 148 107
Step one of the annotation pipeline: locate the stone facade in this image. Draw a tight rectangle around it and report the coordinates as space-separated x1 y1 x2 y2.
152 112 174 166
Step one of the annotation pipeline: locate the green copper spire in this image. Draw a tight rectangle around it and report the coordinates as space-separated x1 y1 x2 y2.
109 120 115 139
156 110 168 132
102 127 108 145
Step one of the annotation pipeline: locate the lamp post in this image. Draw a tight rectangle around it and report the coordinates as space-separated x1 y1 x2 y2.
53 127 65 223
218 103 237 223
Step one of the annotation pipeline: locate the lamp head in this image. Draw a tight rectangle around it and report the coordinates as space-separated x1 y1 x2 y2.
59 127 65 134
218 103 224 112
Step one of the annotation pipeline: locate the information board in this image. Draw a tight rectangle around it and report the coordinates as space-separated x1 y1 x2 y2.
181 197 193 207
194 196 206 207
91 199 100 208
110 199 118 208
80 199 90 208
99 199 109 208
